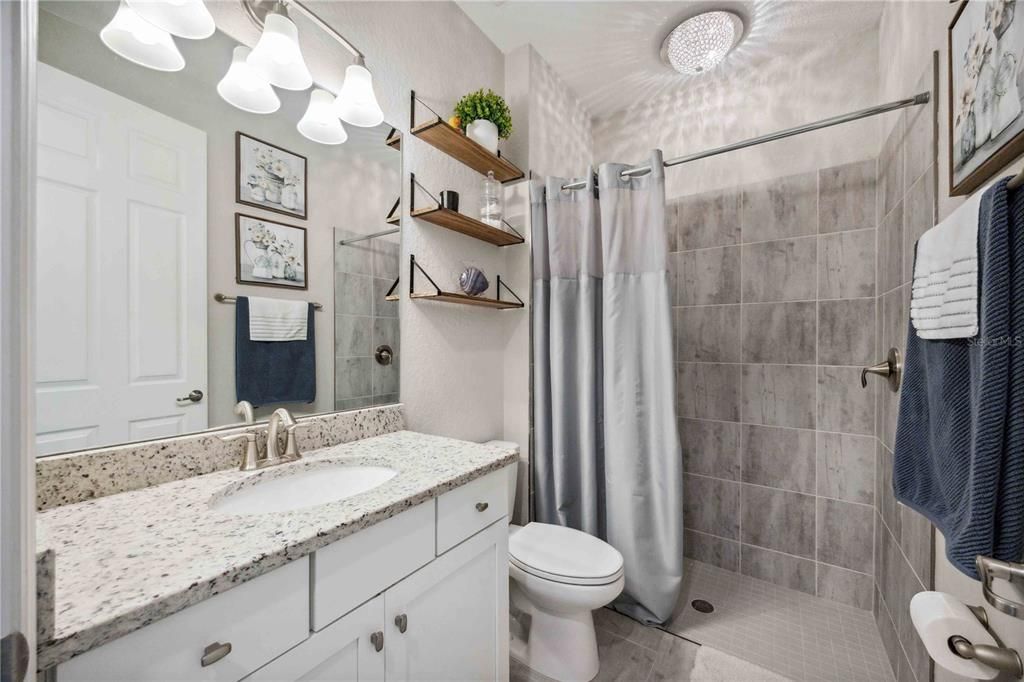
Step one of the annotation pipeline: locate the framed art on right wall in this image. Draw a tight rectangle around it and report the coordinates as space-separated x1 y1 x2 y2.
949 0 1024 196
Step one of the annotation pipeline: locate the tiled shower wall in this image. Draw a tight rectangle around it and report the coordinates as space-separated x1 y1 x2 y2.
672 158 879 610
334 229 400 410
872 64 937 682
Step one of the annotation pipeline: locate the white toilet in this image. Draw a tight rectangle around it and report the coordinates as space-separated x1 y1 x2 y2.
490 443 625 682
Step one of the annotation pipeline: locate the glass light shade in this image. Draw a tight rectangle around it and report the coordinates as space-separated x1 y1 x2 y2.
663 11 743 75
298 89 348 145
333 62 384 127
246 12 312 91
125 0 215 40
217 46 280 114
100 1 185 72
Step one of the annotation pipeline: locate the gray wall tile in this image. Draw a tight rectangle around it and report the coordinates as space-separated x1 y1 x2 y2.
741 238 817 303
335 356 372 399
684 529 740 571
876 442 902 543
817 497 874 572
903 166 936 284
905 78 933 189
819 159 876 233
740 543 816 594
372 277 398 317
741 302 816 364
817 366 874 435
899 504 933 587
684 474 741 539
741 364 816 429
677 189 741 250
879 112 905 218
818 299 876 366
679 247 741 305
741 171 817 242
678 363 741 421
740 424 816 494
680 418 741 480
741 484 816 558
679 305 741 362
878 201 904 294
336 272 372 315
817 432 874 504
817 563 874 610
335 314 372 357
818 229 876 300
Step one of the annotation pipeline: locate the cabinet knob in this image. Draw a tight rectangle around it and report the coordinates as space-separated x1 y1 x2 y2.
370 631 384 652
395 613 408 633
200 641 232 667
475 502 489 512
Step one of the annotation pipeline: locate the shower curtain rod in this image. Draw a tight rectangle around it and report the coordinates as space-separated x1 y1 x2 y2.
561 92 931 191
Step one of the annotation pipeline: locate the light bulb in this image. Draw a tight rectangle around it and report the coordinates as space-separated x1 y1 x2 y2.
334 61 384 127
298 89 348 145
125 0 215 40
247 11 312 91
217 46 280 114
100 1 185 72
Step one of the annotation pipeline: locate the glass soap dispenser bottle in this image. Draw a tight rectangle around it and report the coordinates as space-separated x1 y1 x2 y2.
480 170 503 229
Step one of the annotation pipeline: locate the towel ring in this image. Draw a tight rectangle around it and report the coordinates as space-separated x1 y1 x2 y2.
861 347 901 392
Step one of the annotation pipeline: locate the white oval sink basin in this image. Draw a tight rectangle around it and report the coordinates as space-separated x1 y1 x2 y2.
211 465 397 515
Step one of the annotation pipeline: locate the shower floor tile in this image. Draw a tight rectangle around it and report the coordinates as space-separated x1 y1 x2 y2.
664 559 894 682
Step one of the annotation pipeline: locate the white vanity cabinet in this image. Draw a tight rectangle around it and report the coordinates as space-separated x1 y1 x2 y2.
55 466 513 682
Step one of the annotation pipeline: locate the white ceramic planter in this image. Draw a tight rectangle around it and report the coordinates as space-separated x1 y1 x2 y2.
467 119 499 155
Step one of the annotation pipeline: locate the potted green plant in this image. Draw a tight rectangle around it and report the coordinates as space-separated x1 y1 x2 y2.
453 88 512 155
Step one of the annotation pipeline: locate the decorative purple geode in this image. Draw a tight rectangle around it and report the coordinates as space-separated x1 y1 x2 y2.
459 266 489 296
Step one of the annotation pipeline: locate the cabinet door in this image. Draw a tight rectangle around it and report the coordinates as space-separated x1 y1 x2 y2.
385 521 509 682
246 596 385 682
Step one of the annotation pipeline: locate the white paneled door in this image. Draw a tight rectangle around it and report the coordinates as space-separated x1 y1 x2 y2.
34 64 207 456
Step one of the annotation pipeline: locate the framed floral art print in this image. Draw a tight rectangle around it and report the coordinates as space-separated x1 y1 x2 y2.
236 132 308 219
235 213 308 290
949 0 1024 196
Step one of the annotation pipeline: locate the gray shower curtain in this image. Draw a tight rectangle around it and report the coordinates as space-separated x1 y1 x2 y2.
531 150 684 624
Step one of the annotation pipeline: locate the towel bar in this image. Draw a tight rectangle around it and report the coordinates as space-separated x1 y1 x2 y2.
214 293 323 311
977 555 1024 619
861 347 901 392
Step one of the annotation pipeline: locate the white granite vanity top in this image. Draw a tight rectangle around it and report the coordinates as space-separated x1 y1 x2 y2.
36 431 518 670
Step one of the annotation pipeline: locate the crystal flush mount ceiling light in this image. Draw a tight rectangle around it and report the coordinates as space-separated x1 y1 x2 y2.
661 10 744 75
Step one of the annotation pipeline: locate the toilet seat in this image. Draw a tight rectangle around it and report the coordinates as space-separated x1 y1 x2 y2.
509 522 624 586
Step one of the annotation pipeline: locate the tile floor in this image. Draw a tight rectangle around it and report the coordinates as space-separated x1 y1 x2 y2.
511 560 895 682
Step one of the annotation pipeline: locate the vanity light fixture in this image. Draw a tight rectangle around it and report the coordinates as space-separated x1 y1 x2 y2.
217 46 281 114
334 57 384 127
125 0 215 40
246 3 313 91
298 88 348 145
100 0 185 72
661 10 744 75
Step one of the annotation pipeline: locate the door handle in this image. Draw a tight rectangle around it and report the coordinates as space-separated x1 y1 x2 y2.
475 502 489 512
177 389 204 404
370 631 384 652
394 613 408 633
200 641 232 666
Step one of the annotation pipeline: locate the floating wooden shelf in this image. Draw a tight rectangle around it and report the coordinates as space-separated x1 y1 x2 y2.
410 117 524 183
385 127 401 150
411 206 523 246
385 214 401 226
410 291 523 309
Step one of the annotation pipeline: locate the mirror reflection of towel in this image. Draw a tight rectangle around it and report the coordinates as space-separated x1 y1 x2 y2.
235 296 315 406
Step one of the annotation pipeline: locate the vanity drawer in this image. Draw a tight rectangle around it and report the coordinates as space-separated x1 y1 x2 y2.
436 466 511 555
312 501 434 631
59 557 309 681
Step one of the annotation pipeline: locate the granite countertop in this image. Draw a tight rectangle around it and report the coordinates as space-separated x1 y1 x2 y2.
36 430 518 670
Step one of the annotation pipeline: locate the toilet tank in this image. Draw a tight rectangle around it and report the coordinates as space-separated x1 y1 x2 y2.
483 440 519 523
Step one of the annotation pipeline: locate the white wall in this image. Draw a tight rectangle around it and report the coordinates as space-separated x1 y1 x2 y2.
878 3 1024 679
592 27 882 199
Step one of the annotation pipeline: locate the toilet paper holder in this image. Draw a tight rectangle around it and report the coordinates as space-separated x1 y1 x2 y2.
948 634 1023 678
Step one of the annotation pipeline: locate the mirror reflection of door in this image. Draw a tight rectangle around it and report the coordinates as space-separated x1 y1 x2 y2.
35 64 208 456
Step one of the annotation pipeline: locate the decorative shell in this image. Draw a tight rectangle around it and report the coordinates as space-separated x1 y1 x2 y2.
459 266 489 297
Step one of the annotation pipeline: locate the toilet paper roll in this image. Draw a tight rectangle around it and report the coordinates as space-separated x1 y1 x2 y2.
910 591 999 680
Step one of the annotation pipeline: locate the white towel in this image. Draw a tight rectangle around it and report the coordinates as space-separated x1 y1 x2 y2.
248 296 308 342
910 191 981 340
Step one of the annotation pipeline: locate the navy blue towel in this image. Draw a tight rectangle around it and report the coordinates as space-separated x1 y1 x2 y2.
235 296 316 406
894 178 1024 578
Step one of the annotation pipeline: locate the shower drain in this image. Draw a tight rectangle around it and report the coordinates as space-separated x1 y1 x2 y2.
691 599 715 613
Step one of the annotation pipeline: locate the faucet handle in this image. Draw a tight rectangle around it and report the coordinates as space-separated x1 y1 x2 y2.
283 423 308 460
221 432 260 471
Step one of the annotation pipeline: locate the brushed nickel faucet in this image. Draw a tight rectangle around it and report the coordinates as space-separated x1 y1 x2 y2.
220 407 304 472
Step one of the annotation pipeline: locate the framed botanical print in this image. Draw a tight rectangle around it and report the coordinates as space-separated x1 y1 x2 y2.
236 132 308 219
949 0 1024 195
235 213 308 290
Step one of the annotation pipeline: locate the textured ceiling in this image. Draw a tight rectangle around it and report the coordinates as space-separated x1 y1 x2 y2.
458 0 885 118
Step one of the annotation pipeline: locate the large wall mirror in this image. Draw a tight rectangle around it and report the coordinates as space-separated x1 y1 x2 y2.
34 1 401 456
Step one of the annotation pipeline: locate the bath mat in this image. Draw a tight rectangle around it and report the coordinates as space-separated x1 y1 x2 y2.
689 646 794 682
